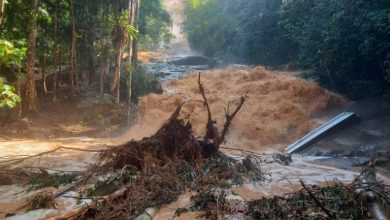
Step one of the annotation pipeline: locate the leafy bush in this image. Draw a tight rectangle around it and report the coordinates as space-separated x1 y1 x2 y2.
0 39 26 66
0 78 21 108
111 65 158 103
0 39 25 108
281 0 390 99
130 66 159 101
138 0 172 50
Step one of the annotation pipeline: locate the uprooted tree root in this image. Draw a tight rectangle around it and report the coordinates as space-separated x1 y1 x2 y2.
93 104 203 173
70 73 251 219
92 73 248 174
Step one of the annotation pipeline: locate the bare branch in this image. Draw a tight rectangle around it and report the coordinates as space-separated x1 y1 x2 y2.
300 179 334 219
216 92 248 146
198 72 218 140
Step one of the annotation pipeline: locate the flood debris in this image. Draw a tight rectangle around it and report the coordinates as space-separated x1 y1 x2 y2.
271 153 292 166
57 73 251 219
27 170 82 191
173 162 390 220
353 161 390 220
92 73 248 172
26 191 56 211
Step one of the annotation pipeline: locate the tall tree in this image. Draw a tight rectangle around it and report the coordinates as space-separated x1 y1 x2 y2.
126 0 138 118
70 0 79 94
24 0 39 112
98 7 110 96
53 0 59 103
111 23 125 107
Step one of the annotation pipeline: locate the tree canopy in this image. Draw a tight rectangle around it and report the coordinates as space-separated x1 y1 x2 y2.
0 0 172 111
183 0 390 99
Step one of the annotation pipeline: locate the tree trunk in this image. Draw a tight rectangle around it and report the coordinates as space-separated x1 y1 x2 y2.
126 0 139 119
17 66 22 118
42 53 47 94
132 0 139 66
24 0 38 112
112 45 123 106
70 0 79 94
100 46 109 96
88 48 96 86
53 1 59 103
87 24 96 86
53 49 58 103
58 48 63 87
126 0 135 118
70 28 76 94
0 0 4 26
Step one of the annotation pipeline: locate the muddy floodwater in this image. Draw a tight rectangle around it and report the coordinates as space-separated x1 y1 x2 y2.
2 63 386 219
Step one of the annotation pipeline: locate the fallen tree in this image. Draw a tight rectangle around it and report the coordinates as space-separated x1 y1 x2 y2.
92 73 248 172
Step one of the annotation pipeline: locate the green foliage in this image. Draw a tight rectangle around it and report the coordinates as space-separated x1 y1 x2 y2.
138 0 172 50
130 66 158 101
183 0 390 99
0 39 26 67
249 182 366 219
183 0 297 65
281 0 390 99
0 39 26 110
119 10 138 43
112 65 158 102
0 84 17 107
0 78 20 108
183 0 237 58
27 171 81 191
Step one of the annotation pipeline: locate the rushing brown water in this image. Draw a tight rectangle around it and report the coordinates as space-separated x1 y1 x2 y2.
125 65 349 152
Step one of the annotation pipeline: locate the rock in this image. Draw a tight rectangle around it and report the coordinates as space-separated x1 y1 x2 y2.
97 93 116 106
168 56 217 66
149 80 163 94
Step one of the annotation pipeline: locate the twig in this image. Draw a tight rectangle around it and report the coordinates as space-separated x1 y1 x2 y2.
216 92 248 146
62 195 105 200
54 178 84 198
300 179 334 219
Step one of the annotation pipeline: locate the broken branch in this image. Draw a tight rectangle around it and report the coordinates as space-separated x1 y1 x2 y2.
216 92 248 146
198 72 218 141
300 179 334 219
